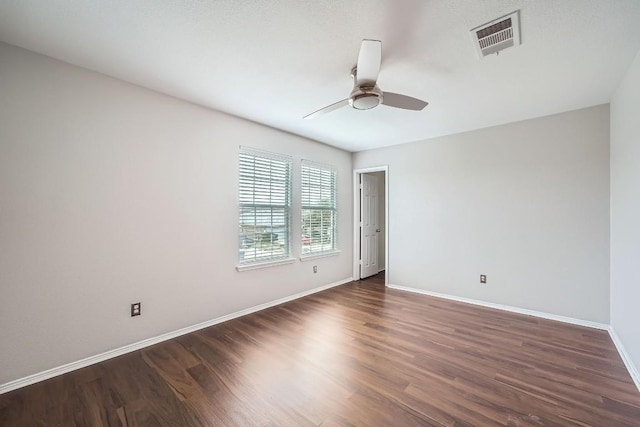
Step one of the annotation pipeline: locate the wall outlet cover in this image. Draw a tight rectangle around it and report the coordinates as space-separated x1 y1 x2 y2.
131 302 141 317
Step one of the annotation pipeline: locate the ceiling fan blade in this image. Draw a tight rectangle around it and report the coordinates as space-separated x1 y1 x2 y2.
356 39 382 85
382 92 428 111
303 99 350 119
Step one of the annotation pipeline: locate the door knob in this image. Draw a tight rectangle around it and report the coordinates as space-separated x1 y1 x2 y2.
376 229 380 232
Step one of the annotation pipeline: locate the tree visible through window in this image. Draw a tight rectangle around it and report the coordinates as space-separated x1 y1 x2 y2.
301 161 337 255
239 148 292 264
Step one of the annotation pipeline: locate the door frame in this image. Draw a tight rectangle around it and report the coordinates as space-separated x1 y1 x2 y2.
353 166 389 285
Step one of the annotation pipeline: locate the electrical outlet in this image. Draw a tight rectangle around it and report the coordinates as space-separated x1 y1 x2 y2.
131 302 141 317
313 265 318 274
480 275 487 284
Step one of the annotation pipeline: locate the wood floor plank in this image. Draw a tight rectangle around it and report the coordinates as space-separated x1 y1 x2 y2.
1 272 639 426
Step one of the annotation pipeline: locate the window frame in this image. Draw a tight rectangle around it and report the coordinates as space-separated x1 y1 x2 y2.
237 147 294 271
300 160 338 259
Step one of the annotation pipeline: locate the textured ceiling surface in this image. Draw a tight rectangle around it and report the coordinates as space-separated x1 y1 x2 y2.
1 0 639 152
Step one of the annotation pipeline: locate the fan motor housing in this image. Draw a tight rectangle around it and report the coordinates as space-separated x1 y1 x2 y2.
349 85 382 110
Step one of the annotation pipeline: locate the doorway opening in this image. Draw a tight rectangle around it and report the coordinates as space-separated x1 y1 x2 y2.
353 166 388 285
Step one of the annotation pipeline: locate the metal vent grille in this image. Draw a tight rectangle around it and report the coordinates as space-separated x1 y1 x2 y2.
471 11 520 58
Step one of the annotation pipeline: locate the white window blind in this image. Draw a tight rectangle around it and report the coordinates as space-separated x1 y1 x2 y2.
239 148 292 265
301 160 337 256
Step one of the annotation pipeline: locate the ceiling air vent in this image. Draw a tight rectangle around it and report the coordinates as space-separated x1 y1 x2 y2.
470 10 520 58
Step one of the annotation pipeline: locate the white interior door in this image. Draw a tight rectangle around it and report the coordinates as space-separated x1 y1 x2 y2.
360 173 379 278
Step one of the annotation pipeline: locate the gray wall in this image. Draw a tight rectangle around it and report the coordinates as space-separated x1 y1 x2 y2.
0 43 353 386
611 51 640 375
354 105 611 323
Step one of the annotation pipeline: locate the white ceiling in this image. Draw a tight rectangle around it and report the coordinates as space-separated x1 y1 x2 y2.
1 1 639 152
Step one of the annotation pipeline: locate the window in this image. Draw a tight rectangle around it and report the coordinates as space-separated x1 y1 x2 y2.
301 160 337 256
238 148 292 266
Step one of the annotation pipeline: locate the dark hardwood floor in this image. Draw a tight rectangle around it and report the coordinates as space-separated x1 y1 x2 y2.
1 272 639 426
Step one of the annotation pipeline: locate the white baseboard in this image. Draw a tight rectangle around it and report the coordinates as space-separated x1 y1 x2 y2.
386 284 609 330
608 327 640 393
0 277 353 395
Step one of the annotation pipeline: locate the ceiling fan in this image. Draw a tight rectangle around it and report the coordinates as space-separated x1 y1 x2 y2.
303 39 428 119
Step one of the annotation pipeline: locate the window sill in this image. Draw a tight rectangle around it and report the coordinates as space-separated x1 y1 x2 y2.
300 250 341 262
236 257 296 272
